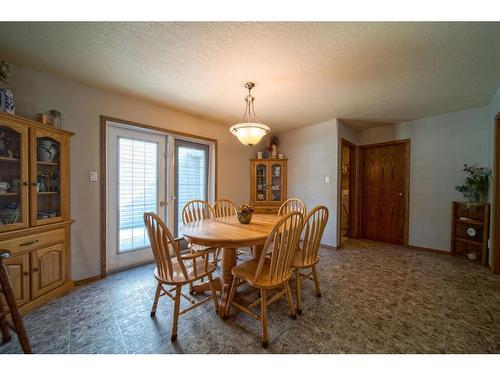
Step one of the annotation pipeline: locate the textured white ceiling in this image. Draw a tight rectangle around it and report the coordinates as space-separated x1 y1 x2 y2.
0 22 499 131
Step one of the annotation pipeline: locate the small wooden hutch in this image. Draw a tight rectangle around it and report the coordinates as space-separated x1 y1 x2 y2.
250 159 287 214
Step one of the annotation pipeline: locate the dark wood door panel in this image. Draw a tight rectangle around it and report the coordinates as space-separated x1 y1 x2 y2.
360 141 409 245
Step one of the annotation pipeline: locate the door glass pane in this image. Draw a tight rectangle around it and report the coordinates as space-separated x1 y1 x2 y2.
175 140 209 236
271 164 282 201
118 137 158 252
0 125 22 227
256 163 267 202
36 137 61 222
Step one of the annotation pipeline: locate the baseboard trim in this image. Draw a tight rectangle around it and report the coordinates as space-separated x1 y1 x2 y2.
320 243 337 250
407 245 451 255
74 275 103 286
18 281 73 315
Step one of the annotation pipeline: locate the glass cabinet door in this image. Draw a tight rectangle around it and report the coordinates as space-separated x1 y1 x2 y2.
30 129 68 226
255 163 268 203
270 162 286 204
0 122 29 232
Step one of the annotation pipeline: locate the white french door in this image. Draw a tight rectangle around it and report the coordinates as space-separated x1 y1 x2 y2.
174 139 210 236
105 121 215 272
107 125 167 272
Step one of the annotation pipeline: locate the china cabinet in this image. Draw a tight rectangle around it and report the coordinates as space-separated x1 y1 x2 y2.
0 113 73 314
250 159 287 213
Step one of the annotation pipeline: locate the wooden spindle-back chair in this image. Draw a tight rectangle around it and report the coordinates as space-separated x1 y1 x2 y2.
278 198 307 216
291 205 329 314
225 211 304 348
181 199 214 224
144 212 219 342
212 199 237 218
181 200 220 266
213 199 255 258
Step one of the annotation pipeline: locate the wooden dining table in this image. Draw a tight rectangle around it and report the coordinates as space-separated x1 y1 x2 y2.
180 213 282 317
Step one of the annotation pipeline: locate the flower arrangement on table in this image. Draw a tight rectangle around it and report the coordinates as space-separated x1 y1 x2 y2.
455 164 491 203
237 204 254 224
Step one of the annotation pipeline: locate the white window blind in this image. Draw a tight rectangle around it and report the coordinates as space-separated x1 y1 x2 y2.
118 137 158 252
175 140 209 234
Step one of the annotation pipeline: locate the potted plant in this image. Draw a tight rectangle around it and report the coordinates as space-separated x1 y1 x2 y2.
237 204 254 224
455 164 492 203
0 60 15 114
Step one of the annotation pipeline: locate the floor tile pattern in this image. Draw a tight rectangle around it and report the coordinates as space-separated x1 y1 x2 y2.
2 239 500 354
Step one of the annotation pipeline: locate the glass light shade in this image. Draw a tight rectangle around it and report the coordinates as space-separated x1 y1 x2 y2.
229 122 270 146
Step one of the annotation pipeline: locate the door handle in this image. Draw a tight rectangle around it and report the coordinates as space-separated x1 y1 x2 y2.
159 200 167 207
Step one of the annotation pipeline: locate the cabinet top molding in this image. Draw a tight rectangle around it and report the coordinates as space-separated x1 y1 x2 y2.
0 112 74 137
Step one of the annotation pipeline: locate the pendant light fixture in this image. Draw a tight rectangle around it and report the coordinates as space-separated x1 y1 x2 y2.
229 82 270 146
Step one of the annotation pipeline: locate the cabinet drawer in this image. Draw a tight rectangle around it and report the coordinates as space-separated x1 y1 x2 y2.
0 228 65 256
254 206 279 214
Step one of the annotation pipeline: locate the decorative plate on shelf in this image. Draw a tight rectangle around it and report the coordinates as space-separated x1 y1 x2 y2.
466 227 477 238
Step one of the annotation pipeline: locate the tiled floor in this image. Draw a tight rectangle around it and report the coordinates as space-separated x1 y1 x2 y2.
2 239 500 354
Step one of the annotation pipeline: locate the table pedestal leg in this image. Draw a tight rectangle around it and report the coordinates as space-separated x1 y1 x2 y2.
218 247 236 318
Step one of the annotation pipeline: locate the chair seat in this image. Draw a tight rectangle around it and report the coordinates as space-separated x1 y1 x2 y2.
232 258 292 289
155 257 216 284
189 243 210 252
291 249 319 268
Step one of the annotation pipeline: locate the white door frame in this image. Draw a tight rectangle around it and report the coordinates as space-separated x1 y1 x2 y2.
103 119 216 273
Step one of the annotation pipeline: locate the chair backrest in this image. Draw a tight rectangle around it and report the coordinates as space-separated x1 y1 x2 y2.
278 198 307 216
298 205 329 265
181 200 214 225
144 212 188 282
213 199 237 218
255 211 303 285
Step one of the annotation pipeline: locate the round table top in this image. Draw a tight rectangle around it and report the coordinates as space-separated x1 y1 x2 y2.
180 214 282 248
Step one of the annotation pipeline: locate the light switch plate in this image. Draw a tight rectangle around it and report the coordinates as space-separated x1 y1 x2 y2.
89 171 98 182
325 175 330 184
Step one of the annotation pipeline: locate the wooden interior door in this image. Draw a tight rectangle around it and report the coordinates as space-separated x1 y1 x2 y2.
0 254 30 308
30 243 67 298
359 140 410 245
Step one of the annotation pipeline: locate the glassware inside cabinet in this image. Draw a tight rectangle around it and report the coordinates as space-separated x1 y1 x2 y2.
36 136 61 221
0 125 22 226
271 164 282 202
256 163 267 202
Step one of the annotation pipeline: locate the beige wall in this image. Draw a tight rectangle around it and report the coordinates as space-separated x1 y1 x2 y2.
359 106 491 253
280 103 495 253
8 64 253 280
278 119 339 247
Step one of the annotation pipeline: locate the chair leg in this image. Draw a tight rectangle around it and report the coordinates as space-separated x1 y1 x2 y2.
189 282 194 295
211 249 220 265
207 274 220 313
295 268 302 315
312 265 322 297
0 261 32 353
0 315 11 344
260 289 268 348
150 282 162 317
171 285 182 342
284 282 296 319
224 277 239 317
